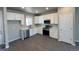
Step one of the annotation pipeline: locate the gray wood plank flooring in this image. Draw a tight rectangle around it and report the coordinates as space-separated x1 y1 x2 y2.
4 34 79 51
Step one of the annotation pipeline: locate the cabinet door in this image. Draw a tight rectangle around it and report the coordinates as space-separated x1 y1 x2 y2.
53 27 58 39
39 16 44 24
50 14 54 24
34 28 37 35
34 16 39 24
37 27 43 34
20 14 24 20
54 13 58 24
59 8 75 45
29 29 34 36
50 27 54 38
30 28 37 36
43 15 48 20
16 13 24 20
44 14 50 20
46 14 50 19
50 13 58 24
7 12 16 20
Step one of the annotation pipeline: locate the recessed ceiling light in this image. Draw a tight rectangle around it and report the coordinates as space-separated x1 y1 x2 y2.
46 7 48 10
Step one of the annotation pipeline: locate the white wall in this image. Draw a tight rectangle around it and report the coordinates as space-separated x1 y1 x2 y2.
0 8 4 45
7 20 21 42
75 7 79 42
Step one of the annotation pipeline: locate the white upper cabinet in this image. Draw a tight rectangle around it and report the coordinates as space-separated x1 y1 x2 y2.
16 13 24 20
7 12 24 21
7 12 25 25
34 13 58 24
54 13 58 24
43 14 50 20
34 16 44 24
39 16 44 24
43 13 58 24
7 12 16 20
34 16 39 24
50 14 54 24
50 13 58 24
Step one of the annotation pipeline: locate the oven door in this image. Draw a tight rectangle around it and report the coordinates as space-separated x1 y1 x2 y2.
43 29 49 36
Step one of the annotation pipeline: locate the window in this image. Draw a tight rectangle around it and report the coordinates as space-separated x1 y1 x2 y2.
26 16 33 26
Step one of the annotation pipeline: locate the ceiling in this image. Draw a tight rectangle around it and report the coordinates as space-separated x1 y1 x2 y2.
7 7 58 15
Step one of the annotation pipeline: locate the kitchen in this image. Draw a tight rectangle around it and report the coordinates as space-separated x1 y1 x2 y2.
0 7 79 51
20 9 58 40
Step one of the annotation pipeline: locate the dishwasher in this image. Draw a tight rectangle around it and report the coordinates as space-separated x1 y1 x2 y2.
21 29 29 40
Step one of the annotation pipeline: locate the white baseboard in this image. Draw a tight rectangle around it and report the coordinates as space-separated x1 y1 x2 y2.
8 37 21 43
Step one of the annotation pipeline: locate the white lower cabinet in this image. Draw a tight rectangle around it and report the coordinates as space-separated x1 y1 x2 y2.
50 27 58 39
29 27 43 37
29 28 37 37
37 27 43 34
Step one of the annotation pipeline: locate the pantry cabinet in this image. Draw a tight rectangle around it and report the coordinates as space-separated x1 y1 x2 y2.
58 7 75 46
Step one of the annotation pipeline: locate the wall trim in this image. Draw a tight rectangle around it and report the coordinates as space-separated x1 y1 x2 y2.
8 37 21 43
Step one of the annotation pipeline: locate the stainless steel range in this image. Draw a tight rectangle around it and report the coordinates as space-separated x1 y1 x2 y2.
43 20 51 36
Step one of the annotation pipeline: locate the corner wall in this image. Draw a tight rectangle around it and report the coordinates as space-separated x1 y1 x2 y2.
75 7 79 42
